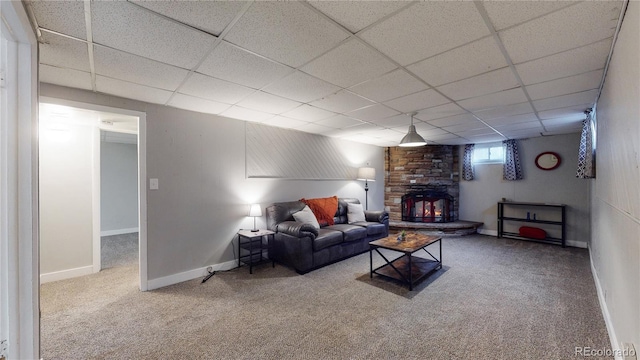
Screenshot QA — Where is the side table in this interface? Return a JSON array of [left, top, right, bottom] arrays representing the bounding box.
[[237, 229, 275, 274]]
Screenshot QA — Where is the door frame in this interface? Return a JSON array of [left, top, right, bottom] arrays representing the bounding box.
[[0, 1, 39, 358], [40, 96, 148, 291]]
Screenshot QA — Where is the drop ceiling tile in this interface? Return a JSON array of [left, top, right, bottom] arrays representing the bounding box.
[[40, 32, 90, 72], [436, 68, 519, 101], [224, 1, 349, 67], [360, 128, 405, 139], [30, 1, 86, 39], [407, 37, 508, 87], [501, 129, 543, 139], [414, 103, 467, 122], [292, 122, 334, 135], [458, 88, 528, 112], [346, 104, 400, 121], [91, 1, 216, 69], [220, 106, 274, 123], [168, 94, 231, 115], [437, 138, 469, 145], [40, 65, 93, 91], [412, 122, 437, 132], [310, 90, 375, 113], [236, 91, 302, 114], [500, 1, 620, 64], [93, 46, 189, 91], [96, 76, 173, 104], [542, 117, 585, 128], [456, 128, 498, 139], [131, 1, 244, 36], [338, 122, 382, 136], [427, 114, 478, 128], [368, 114, 421, 128], [348, 70, 428, 102], [426, 133, 463, 142], [262, 71, 341, 103], [495, 121, 543, 132], [543, 124, 583, 135], [483, 113, 539, 127], [262, 116, 309, 129], [538, 105, 590, 120], [360, 2, 489, 66], [180, 73, 255, 105], [313, 115, 364, 129], [197, 41, 292, 89], [474, 102, 534, 121], [442, 122, 489, 133], [526, 70, 603, 101], [516, 39, 611, 85], [340, 134, 381, 145], [384, 89, 450, 113], [281, 105, 336, 122], [483, 2, 575, 31], [415, 128, 450, 137], [461, 134, 506, 143], [533, 90, 598, 112], [301, 39, 397, 88], [307, 1, 409, 33]]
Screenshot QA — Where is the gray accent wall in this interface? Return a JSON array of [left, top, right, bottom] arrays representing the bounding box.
[[591, 1, 639, 350], [100, 136, 138, 233], [458, 133, 591, 246], [40, 83, 384, 283]]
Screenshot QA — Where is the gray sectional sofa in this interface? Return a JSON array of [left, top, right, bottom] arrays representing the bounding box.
[[265, 198, 389, 274]]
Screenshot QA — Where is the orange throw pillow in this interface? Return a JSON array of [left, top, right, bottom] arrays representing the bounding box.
[[300, 196, 339, 227]]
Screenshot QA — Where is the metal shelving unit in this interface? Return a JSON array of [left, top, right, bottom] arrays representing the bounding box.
[[497, 201, 566, 247]]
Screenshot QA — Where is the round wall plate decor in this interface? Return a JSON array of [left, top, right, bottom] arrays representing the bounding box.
[[535, 152, 561, 170]]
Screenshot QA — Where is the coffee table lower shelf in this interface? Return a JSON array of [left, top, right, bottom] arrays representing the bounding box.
[[372, 256, 441, 290]]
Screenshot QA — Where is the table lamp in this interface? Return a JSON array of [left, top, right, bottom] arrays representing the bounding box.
[[248, 204, 262, 232]]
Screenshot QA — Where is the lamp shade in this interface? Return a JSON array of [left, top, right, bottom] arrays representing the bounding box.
[[399, 113, 427, 147], [248, 204, 262, 217], [399, 125, 427, 147], [357, 167, 376, 181]]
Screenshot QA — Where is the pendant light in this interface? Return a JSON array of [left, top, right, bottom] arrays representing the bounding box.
[[399, 112, 427, 147]]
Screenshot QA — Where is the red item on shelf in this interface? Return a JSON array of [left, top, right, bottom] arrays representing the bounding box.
[[519, 226, 547, 239]]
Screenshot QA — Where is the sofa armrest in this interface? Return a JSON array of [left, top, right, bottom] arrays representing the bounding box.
[[276, 221, 318, 240], [364, 210, 389, 224]]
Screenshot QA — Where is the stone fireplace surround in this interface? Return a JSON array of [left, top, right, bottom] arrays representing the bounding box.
[[384, 145, 459, 223]]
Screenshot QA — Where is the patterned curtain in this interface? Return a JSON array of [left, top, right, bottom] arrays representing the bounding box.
[[503, 139, 523, 180], [462, 144, 475, 180], [576, 110, 595, 179]]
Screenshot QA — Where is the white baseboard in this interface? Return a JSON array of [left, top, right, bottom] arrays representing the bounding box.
[[101, 227, 139, 236], [40, 265, 95, 284], [146, 259, 237, 291], [589, 247, 622, 360], [477, 229, 498, 236]]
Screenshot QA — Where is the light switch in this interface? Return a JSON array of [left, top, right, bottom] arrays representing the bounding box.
[[150, 178, 159, 190]]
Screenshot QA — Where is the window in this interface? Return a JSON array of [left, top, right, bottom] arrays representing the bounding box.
[[472, 142, 504, 164]]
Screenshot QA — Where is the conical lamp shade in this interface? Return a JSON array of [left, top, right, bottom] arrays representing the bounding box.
[[399, 124, 427, 147]]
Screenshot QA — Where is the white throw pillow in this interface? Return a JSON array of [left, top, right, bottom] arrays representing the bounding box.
[[293, 205, 320, 229], [347, 203, 366, 224]]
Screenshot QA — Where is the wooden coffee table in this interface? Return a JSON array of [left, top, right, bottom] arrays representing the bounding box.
[[369, 233, 442, 290]]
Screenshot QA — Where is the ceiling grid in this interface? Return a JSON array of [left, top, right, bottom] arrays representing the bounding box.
[[28, 0, 625, 147]]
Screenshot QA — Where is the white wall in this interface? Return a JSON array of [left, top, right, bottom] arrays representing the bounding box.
[[39, 119, 94, 278], [101, 138, 138, 234], [591, 0, 639, 352], [459, 133, 591, 247], [40, 83, 385, 288]]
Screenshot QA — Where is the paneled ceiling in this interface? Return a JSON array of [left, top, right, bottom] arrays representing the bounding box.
[[29, 0, 624, 146]]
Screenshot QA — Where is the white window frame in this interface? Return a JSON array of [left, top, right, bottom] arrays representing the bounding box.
[[472, 142, 505, 165]]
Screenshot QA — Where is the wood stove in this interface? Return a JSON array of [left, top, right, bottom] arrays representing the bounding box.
[[401, 185, 454, 223]]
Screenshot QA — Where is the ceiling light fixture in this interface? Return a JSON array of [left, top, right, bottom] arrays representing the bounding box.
[[399, 112, 427, 147]]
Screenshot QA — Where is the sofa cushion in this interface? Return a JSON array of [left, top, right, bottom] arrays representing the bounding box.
[[347, 203, 366, 224], [292, 206, 320, 229], [300, 196, 338, 226], [313, 228, 343, 251], [324, 224, 367, 242], [351, 222, 387, 236], [334, 198, 361, 224]]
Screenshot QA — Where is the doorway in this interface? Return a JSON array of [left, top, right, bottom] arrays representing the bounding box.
[[38, 99, 147, 289]]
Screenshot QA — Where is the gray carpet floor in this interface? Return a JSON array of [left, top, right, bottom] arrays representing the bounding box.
[[40, 234, 610, 359]]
